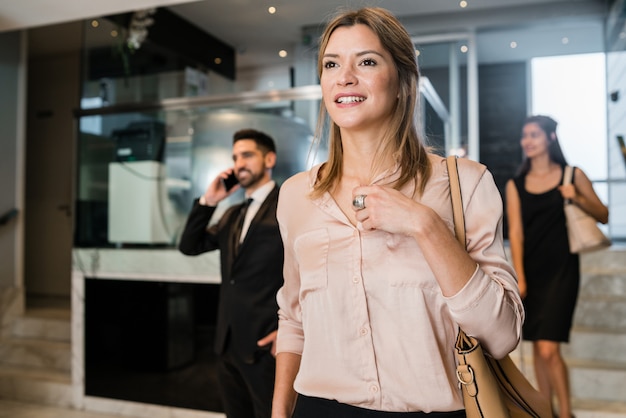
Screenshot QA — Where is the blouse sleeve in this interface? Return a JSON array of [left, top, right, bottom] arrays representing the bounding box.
[[274, 175, 306, 355], [445, 160, 525, 359]]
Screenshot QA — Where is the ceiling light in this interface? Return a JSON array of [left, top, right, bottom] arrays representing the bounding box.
[[459, 1, 468, 8], [510, 41, 518, 49], [268, 6, 276, 14], [279, 50, 288, 58], [562, 37, 569, 45], [460, 45, 468, 53], [415, 50, 421, 57], [91, 20, 99, 28], [110, 30, 118, 38], [214, 57, 222, 64]]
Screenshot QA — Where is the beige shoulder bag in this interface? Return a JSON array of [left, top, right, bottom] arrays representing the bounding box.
[[446, 155, 553, 418], [562, 165, 611, 253]]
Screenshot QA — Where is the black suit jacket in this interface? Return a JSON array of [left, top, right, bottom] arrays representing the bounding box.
[[178, 185, 284, 363]]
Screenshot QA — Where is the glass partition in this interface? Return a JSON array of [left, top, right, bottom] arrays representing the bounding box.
[[414, 33, 478, 160], [75, 86, 325, 248]]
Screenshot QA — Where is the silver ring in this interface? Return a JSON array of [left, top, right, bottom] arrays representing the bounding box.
[[352, 194, 367, 210]]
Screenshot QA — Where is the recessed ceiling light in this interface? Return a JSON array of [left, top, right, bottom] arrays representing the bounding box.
[[510, 41, 518, 49], [110, 30, 118, 38], [460, 1, 468, 8], [415, 50, 421, 57], [279, 50, 288, 58], [91, 20, 99, 28], [562, 37, 570, 45], [214, 57, 222, 64], [460, 45, 468, 53], [268, 6, 276, 14]]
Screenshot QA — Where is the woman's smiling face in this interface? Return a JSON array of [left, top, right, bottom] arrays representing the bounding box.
[[521, 122, 550, 159], [320, 24, 399, 132]]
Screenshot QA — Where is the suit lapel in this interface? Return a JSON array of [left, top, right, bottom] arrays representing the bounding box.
[[237, 185, 278, 255]]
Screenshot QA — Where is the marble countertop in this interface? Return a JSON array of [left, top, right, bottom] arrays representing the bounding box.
[[72, 248, 221, 284]]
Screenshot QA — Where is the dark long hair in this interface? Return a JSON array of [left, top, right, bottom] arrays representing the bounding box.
[[517, 115, 568, 176]]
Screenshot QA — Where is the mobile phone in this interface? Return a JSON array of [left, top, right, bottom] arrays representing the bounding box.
[[221, 172, 239, 191]]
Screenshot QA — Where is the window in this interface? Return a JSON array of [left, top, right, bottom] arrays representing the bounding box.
[[531, 53, 607, 181]]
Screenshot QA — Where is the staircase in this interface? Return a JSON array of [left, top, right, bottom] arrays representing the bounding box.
[[510, 246, 626, 417], [0, 295, 74, 407]]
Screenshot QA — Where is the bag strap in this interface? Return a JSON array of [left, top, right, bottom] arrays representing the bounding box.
[[563, 165, 573, 187], [446, 155, 465, 248], [446, 156, 471, 342], [562, 165, 574, 204]]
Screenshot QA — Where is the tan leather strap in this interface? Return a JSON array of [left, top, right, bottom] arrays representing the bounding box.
[[563, 165, 574, 186], [446, 155, 465, 248], [447, 155, 470, 342], [563, 165, 574, 205]]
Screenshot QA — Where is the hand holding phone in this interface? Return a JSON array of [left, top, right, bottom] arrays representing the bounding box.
[[221, 171, 239, 191]]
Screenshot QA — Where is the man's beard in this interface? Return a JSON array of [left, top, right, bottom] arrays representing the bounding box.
[[237, 168, 264, 189]]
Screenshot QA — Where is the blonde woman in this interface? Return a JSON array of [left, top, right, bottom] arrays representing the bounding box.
[[272, 7, 524, 418]]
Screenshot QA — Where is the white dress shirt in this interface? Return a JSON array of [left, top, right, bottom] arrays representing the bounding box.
[[239, 180, 275, 242]]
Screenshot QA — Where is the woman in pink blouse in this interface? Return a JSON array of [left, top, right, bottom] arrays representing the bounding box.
[[271, 7, 524, 418]]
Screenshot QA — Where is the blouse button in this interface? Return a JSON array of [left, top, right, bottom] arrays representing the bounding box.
[[352, 276, 360, 284], [359, 327, 368, 336], [370, 384, 379, 393]]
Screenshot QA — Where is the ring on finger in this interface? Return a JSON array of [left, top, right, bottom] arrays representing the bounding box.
[[352, 194, 367, 210]]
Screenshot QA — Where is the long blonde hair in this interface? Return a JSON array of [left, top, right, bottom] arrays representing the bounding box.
[[311, 7, 431, 199]]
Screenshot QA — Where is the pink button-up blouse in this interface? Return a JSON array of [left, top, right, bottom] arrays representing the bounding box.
[[275, 154, 524, 413]]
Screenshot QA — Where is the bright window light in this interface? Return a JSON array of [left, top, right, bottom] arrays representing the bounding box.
[[531, 53, 607, 181]]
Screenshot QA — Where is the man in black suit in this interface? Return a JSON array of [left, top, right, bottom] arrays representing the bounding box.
[[179, 129, 283, 418]]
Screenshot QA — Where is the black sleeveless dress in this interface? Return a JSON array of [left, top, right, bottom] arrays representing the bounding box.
[[513, 168, 580, 342]]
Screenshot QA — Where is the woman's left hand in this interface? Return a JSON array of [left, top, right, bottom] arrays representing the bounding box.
[[558, 183, 577, 201], [558, 167, 609, 223]]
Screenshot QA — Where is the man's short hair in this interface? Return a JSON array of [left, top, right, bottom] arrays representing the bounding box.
[[233, 129, 276, 155]]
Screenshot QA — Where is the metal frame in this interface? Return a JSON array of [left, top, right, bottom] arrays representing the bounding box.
[[412, 31, 479, 161]]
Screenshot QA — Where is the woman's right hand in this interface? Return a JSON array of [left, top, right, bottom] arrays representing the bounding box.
[[272, 352, 301, 418], [351, 184, 427, 236]]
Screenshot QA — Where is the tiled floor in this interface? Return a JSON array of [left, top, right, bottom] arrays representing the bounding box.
[[0, 399, 141, 418]]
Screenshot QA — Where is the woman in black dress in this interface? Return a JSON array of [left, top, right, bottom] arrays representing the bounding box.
[[505, 115, 609, 418]]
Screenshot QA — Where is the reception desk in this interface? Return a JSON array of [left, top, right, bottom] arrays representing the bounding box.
[[72, 248, 226, 418]]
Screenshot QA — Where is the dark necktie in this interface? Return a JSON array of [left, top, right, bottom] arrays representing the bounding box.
[[232, 198, 253, 256]]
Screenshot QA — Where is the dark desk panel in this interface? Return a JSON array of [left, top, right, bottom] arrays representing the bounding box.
[[85, 279, 223, 412]]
